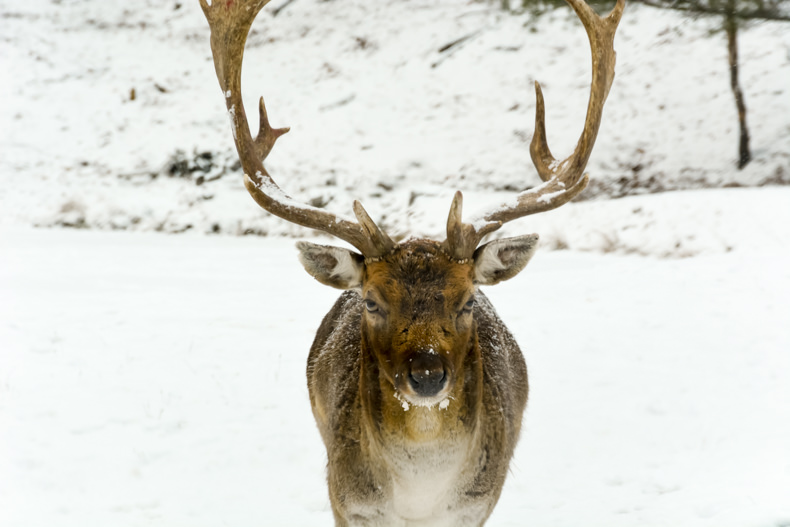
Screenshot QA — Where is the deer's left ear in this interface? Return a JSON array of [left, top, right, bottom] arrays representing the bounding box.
[[473, 234, 539, 286], [296, 241, 365, 290]]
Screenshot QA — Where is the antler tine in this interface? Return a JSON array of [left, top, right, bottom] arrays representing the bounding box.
[[443, 192, 501, 261], [353, 201, 396, 258], [200, 0, 392, 258], [444, 0, 624, 260], [256, 95, 290, 162]]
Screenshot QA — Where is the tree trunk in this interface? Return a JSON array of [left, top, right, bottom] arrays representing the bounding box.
[[725, 7, 751, 169]]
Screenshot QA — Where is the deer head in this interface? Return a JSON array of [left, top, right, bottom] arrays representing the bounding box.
[[298, 234, 539, 408], [200, 0, 622, 409]]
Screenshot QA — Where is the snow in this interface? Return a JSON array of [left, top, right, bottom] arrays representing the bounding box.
[[398, 393, 411, 412], [536, 189, 566, 203], [228, 105, 237, 140], [1, 0, 790, 525], [1, 227, 788, 526]]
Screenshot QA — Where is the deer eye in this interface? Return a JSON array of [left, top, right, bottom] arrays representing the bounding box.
[[461, 297, 475, 314], [364, 300, 379, 313]]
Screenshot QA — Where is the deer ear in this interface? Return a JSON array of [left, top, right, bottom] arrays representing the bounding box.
[[296, 241, 365, 290], [473, 234, 539, 286]]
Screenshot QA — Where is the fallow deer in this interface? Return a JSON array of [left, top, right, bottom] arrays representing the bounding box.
[[200, 0, 624, 524]]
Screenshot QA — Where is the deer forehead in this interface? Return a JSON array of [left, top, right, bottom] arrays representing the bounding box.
[[363, 242, 475, 307]]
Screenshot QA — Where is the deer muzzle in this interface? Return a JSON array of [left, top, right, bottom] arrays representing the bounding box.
[[406, 351, 448, 398]]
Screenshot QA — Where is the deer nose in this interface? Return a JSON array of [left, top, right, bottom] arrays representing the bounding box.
[[408, 352, 447, 397]]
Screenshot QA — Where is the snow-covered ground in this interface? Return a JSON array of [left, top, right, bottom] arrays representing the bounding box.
[[1, 225, 789, 526], [2, 0, 790, 525]]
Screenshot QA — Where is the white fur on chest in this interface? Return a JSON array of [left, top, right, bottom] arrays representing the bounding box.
[[392, 456, 462, 521], [386, 440, 476, 525], [344, 437, 490, 527]]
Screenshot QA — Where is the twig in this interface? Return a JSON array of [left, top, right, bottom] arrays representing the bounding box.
[[271, 0, 298, 17], [431, 30, 483, 69]]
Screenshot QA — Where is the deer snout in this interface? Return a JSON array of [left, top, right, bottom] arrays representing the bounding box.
[[407, 352, 447, 397]]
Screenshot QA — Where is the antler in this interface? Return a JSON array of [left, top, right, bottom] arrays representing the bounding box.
[[199, 0, 394, 257], [444, 0, 625, 260]]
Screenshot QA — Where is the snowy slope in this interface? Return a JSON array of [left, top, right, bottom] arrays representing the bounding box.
[[1, 0, 788, 243], [1, 227, 789, 526]]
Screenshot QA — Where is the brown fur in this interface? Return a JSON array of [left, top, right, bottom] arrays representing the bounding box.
[[306, 240, 528, 526]]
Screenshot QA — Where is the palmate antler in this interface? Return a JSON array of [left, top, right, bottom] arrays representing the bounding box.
[[199, 0, 395, 258], [444, 0, 625, 260], [200, 0, 624, 260]]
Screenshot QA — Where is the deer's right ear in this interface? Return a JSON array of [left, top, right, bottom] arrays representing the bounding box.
[[473, 234, 539, 286], [296, 241, 365, 290]]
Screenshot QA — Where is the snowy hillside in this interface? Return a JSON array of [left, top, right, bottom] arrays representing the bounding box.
[[1, 0, 789, 247]]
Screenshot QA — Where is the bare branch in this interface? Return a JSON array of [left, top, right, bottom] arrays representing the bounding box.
[[633, 0, 790, 21]]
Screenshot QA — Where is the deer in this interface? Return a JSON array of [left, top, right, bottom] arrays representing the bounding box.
[[199, 0, 623, 524]]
